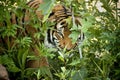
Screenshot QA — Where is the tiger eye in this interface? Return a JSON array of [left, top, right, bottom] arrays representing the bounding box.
[[60, 21, 66, 25]]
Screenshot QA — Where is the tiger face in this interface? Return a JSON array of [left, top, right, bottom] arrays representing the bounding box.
[[44, 4, 80, 50], [24, 2, 79, 51], [44, 19, 77, 50], [54, 20, 77, 50]]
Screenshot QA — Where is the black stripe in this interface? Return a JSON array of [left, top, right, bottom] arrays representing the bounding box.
[[47, 29, 52, 44], [28, 1, 35, 7], [52, 30, 56, 46], [22, 9, 29, 35], [26, 0, 34, 6], [47, 29, 56, 45], [15, 15, 18, 25], [22, 9, 26, 27], [10, 12, 12, 23], [54, 23, 57, 29], [63, 6, 71, 16], [33, 3, 39, 9], [27, 0, 39, 8], [63, 6, 67, 14], [48, 12, 54, 18], [3, 21, 7, 26], [57, 17, 66, 22]]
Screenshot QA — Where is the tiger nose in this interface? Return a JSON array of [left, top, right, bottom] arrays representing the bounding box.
[[60, 41, 76, 50], [66, 43, 77, 50]]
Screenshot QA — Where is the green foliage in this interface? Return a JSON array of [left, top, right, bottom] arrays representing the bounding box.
[[37, 0, 56, 22], [69, 23, 81, 44], [0, 0, 53, 79], [0, 55, 21, 72], [0, 0, 120, 80], [49, 0, 120, 80], [16, 37, 32, 48]]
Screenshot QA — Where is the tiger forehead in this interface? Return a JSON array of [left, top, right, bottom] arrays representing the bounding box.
[[52, 4, 66, 12], [47, 4, 72, 23], [53, 4, 71, 15]]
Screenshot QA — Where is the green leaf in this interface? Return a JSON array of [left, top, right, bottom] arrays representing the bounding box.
[[70, 23, 79, 31], [81, 19, 92, 33], [34, 32, 41, 39], [92, 59, 103, 75], [69, 59, 80, 66], [34, 67, 52, 79], [22, 49, 29, 68], [1, 24, 17, 37], [58, 56, 65, 62], [61, 67, 66, 73], [69, 31, 80, 44], [37, 0, 55, 22], [16, 37, 32, 47], [72, 68, 87, 80], [81, 15, 95, 33], [17, 48, 29, 69], [35, 43, 56, 59], [0, 55, 21, 72]]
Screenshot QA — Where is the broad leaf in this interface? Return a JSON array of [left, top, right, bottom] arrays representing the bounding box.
[[37, 0, 55, 22]]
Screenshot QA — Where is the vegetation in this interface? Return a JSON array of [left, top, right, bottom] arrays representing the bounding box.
[[0, 0, 120, 80]]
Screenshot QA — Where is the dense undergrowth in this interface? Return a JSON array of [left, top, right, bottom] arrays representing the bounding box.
[[0, 0, 120, 80]]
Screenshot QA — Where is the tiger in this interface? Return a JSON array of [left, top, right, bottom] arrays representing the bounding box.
[[25, 0, 79, 50], [0, 0, 81, 79], [25, 0, 81, 69], [44, 4, 78, 50]]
